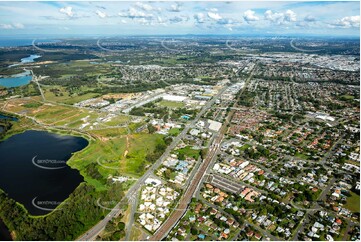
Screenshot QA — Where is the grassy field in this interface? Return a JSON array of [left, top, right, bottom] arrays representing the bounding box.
[[176, 146, 200, 160], [344, 191, 360, 213], [158, 100, 184, 108], [168, 127, 181, 136], [42, 85, 100, 105], [2, 98, 131, 130], [123, 134, 165, 175]]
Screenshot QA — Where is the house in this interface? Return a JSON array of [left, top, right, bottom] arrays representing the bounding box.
[[254, 233, 262, 240], [195, 203, 203, 214], [226, 218, 235, 226], [246, 231, 254, 237], [210, 208, 218, 215]]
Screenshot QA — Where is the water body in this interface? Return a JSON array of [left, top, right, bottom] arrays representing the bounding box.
[[0, 70, 32, 88], [8, 54, 42, 68], [0, 39, 59, 48], [20, 55, 41, 63], [0, 130, 88, 215], [0, 219, 12, 241], [0, 114, 18, 121]]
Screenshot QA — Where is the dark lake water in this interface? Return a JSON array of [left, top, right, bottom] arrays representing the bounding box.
[[0, 219, 12, 241], [0, 114, 18, 121], [0, 130, 88, 215]]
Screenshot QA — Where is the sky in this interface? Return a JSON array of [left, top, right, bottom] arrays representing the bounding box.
[[0, 1, 359, 37]]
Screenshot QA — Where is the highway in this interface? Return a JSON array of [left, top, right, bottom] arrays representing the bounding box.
[[77, 85, 228, 241]]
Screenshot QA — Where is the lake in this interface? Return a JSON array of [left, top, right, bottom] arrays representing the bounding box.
[[0, 130, 88, 215], [21, 54, 41, 63], [0, 114, 18, 121], [0, 219, 12, 241], [0, 70, 32, 88]]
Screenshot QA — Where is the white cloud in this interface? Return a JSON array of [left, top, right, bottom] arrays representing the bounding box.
[[119, 7, 153, 19], [0, 24, 13, 29], [207, 8, 218, 12], [332, 15, 360, 28], [59, 6, 74, 17], [194, 13, 206, 24], [284, 10, 297, 22], [13, 23, 24, 29], [168, 3, 181, 12], [243, 10, 259, 23], [135, 2, 161, 12], [59, 26, 70, 30], [208, 12, 222, 21], [264, 9, 296, 25], [95, 10, 107, 19], [169, 15, 189, 24], [0, 23, 24, 29], [304, 15, 316, 22]]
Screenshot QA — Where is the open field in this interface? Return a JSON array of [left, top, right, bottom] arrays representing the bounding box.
[[1, 98, 131, 130], [158, 100, 185, 108], [344, 191, 360, 213]]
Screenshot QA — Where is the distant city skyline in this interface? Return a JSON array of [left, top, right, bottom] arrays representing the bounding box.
[[0, 1, 359, 37]]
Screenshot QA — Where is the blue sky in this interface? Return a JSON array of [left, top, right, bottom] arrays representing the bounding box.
[[0, 1, 359, 37]]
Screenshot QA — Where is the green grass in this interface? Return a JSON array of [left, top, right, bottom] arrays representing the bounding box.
[[168, 128, 181, 136], [124, 134, 165, 176], [158, 100, 184, 108], [176, 146, 200, 160], [344, 191, 360, 213], [104, 115, 131, 126], [239, 144, 251, 151], [339, 95, 355, 101], [295, 152, 310, 160], [22, 102, 43, 108]]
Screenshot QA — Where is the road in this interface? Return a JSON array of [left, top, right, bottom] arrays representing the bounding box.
[[30, 70, 45, 101], [150, 64, 256, 240], [200, 197, 278, 241], [150, 121, 225, 240], [291, 177, 336, 240], [77, 85, 229, 241]]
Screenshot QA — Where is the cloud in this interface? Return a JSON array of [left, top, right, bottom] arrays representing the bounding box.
[[207, 8, 218, 12], [59, 6, 74, 17], [135, 2, 161, 12], [284, 10, 296, 22], [264, 9, 296, 25], [13, 23, 24, 29], [194, 13, 206, 24], [0, 23, 24, 29], [304, 15, 316, 22], [243, 10, 259, 23], [95, 10, 107, 18], [169, 15, 189, 24], [331, 15, 360, 28], [168, 3, 181, 12], [59, 26, 70, 30], [208, 12, 222, 21], [0, 24, 13, 29], [119, 7, 153, 19]]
